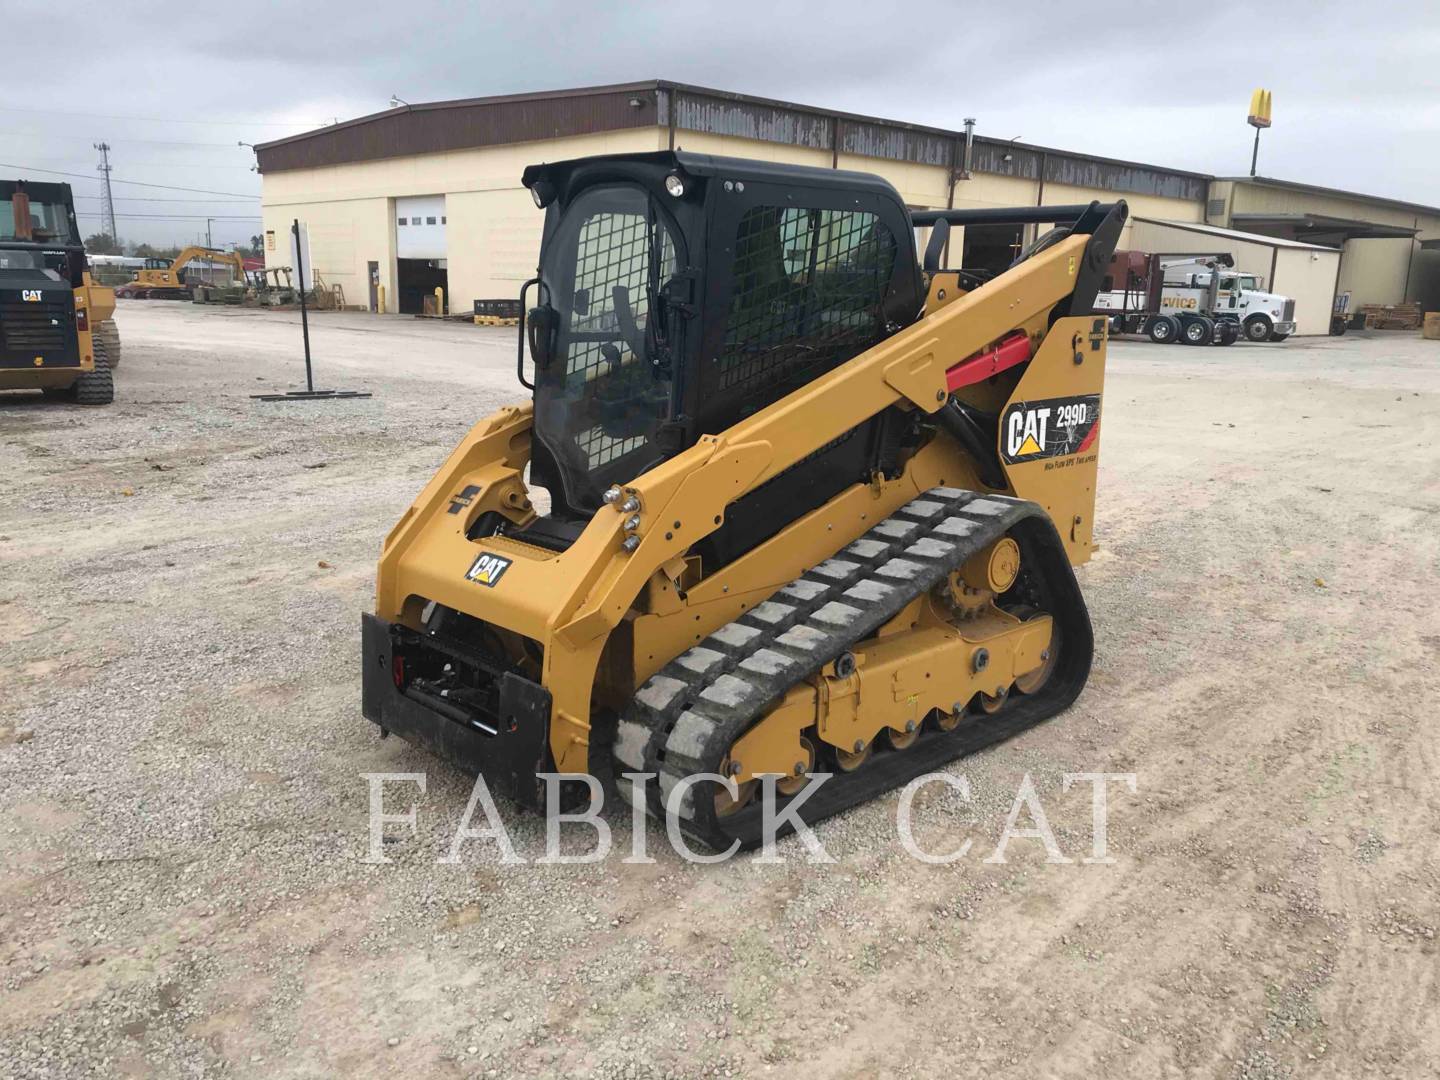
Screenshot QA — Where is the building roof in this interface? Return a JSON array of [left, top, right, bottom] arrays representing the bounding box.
[[253, 79, 1210, 202], [1229, 211, 1418, 241], [1221, 175, 1440, 218], [1133, 217, 1340, 252], [251, 81, 1440, 223]]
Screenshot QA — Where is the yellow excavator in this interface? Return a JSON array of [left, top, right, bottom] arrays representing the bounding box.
[[362, 151, 1124, 849], [117, 246, 247, 299]]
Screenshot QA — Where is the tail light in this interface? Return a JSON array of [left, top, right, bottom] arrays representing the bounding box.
[[75, 306, 89, 333], [392, 653, 406, 689]]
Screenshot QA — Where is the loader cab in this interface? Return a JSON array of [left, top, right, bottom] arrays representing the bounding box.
[[521, 151, 924, 524]]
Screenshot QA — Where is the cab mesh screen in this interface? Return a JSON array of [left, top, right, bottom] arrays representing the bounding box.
[[562, 208, 676, 471], [717, 207, 896, 395], [566, 210, 675, 384]]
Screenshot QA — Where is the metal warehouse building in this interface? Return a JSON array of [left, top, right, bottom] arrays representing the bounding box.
[[254, 80, 1440, 331]]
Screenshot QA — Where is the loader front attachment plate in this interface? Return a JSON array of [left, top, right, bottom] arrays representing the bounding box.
[[360, 613, 551, 809]]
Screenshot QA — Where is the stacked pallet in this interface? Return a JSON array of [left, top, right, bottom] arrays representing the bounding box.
[[1361, 302, 1422, 330]]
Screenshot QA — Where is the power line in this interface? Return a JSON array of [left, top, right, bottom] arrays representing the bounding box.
[[0, 105, 319, 128], [0, 162, 257, 198], [0, 129, 250, 148], [76, 212, 262, 220], [74, 195, 256, 204], [18, 157, 258, 171]]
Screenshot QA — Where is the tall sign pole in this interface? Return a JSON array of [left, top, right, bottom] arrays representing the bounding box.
[[293, 218, 315, 394], [1247, 89, 1273, 176], [251, 218, 371, 402]]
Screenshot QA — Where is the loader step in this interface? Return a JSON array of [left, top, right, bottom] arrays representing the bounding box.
[[613, 487, 1094, 852]]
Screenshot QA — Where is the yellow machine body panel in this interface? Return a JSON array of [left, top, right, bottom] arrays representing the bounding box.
[[375, 235, 1107, 775]]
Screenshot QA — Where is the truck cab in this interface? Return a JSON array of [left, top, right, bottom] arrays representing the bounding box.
[[1162, 260, 1296, 342]]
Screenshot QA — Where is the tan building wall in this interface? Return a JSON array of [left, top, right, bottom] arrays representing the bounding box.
[[262, 125, 1206, 311], [262, 129, 662, 312], [1272, 247, 1343, 336], [1220, 180, 1440, 311], [1336, 238, 1414, 311]]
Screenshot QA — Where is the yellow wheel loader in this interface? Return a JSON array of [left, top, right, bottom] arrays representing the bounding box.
[[1, 181, 118, 405], [363, 152, 1125, 850]]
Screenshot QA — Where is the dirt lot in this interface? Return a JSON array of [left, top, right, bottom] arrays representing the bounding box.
[[2, 302, 1438, 1079]]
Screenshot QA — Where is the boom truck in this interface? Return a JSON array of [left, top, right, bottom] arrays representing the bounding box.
[[361, 151, 1125, 850], [1, 180, 119, 405], [1095, 250, 1297, 345]]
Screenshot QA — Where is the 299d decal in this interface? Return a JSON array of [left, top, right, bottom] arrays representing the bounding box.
[[1000, 394, 1102, 465]]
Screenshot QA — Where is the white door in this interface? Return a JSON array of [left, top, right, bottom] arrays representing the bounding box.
[[396, 195, 446, 260]]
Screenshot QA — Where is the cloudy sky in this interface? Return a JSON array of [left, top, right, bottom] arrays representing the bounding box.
[[5, 0, 1437, 247]]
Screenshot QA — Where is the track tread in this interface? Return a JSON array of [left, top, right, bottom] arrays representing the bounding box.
[[616, 487, 1094, 850]]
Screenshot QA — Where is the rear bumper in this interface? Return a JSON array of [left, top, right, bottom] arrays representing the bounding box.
[[360, 613, 552, 809]]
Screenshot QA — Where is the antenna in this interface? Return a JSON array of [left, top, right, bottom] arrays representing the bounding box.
[[93, 142, 117, 243]]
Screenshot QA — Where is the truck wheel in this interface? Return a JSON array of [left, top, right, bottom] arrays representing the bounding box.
[[1147, 315, 1179, 344], [1217, 322, 1239, 346], [94, 320, 122, 370], [1181, 316, 1213, 346], [1267, 330, 1290, 343], [1243, 316, 1272, 342]]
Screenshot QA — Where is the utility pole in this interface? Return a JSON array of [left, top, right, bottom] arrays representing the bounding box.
[[206, 218, 214, 250], [93, 142, 117, 244]]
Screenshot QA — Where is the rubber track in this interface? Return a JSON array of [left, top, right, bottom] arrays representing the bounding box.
[[612, 487, 1094, 851]]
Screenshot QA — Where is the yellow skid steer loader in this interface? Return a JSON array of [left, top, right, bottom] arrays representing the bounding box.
[[362, 151, 1124, 850]]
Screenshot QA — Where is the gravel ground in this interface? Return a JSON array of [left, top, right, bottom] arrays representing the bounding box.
[[2, 302, 1437, 1079]]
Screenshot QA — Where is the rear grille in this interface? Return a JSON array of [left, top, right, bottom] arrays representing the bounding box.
[[1, 300, 73, 353]]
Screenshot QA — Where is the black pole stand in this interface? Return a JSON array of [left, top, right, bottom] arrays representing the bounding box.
[[252, 218, 372, 402]]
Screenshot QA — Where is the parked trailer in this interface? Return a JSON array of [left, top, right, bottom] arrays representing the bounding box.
[[1094, 250, 1297, 346]]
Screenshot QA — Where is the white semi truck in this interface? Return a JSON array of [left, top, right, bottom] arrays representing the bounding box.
[[1095, 251, 1298, 345]]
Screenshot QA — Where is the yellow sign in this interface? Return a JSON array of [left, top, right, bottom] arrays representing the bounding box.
[[1248, 88, 1272, 129]]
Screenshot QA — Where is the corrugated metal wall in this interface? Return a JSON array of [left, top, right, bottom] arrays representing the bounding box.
[[258, 88, 659, 173]]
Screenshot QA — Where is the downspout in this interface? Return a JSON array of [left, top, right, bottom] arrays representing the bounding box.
[[946, 119, 975, 267], [1033, 152, 1048, 246], [1403, 215, 1418, 301], [666, 87, 676, 151], [942, 131, 960, 266], [831, 116, 841, 169]]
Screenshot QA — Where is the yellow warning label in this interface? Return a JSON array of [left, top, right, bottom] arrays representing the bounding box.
[[1017, 434, 1043, 456]]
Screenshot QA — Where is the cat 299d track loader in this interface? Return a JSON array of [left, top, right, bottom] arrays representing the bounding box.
[[363, 151, 1124, 850]]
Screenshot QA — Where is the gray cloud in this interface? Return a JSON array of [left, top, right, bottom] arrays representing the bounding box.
[[4, 0, 1437, 246]]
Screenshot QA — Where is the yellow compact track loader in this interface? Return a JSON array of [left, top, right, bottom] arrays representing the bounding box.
[[363, 152, 1125, 850], [1, 180, 118, 405]]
